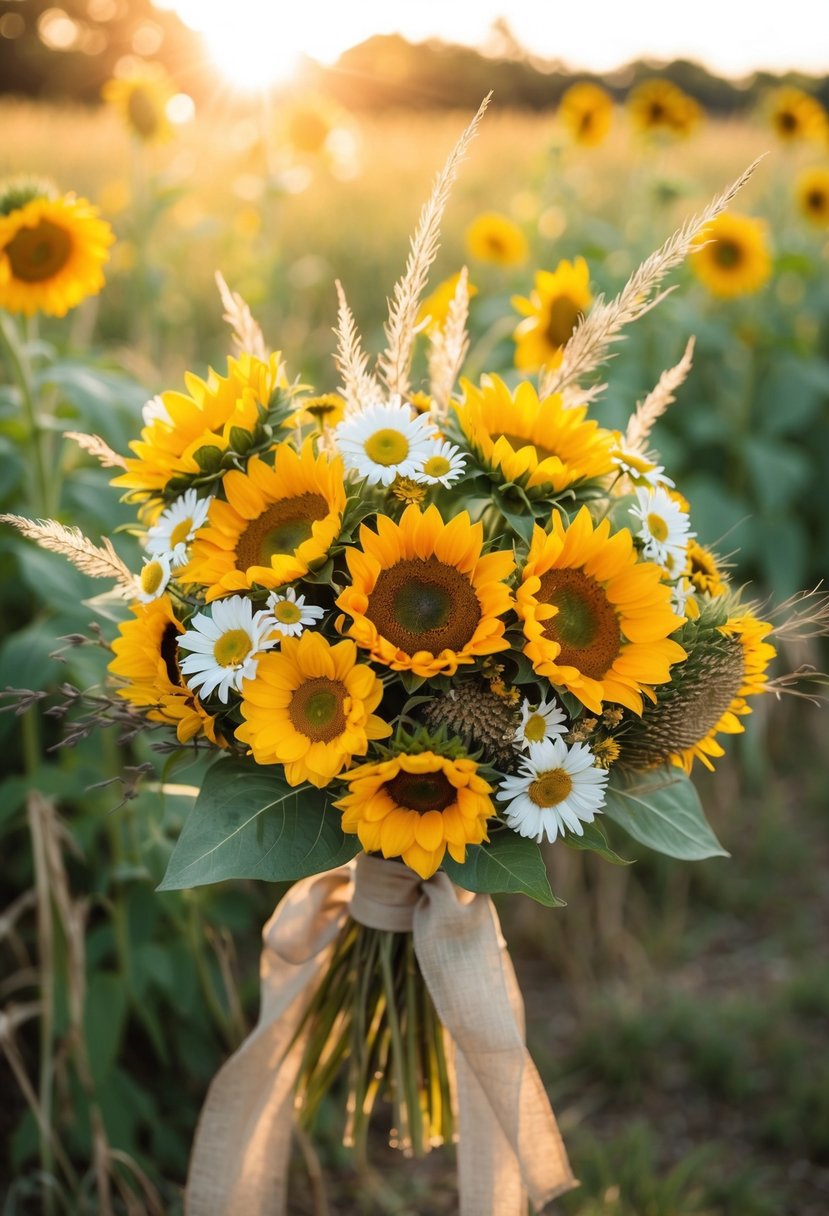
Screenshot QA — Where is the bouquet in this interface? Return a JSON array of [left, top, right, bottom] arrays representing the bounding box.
[[3, 98, 825, 1215]]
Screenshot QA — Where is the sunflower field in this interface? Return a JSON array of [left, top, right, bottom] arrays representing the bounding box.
[[1, 73, 828, 1216]]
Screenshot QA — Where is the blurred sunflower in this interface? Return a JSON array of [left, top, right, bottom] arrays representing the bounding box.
[[512, 257, 591, 371], [290, 393, 346, 431], [0, 187, 113, 318], [796, 166, 829, 227], [768, 87, 827, 143], [558, 82, 614, 147], [628, 78, 701, 139], [102, 64, 175, 143], [337, 504, 514, 678], [690, 212, 771, 299], [517, 507, 686, 714], [416, 271, 478, 333], [465, 212, 528, 266], [685, 540, 727, 597], [336, 750, 493, 879]]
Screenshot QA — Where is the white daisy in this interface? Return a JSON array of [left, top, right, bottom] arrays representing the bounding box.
[[629, 485, 694, 567], [135, 553, 172, 603], [266, 586, 325, 637], [333, 395, 437, 486], [611, 443, 674, 489], [413, 439, 467, 487], [177, 596, 278, 704], [496, 736, 609, 844], [514, 696, 568, 750], [146, 489, 213, 567], [142, 394, 173, 428]]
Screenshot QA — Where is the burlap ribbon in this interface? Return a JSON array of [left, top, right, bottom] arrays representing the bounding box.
[[185, 855, 576, 1215]]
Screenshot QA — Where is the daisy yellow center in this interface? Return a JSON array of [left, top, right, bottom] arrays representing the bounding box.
[[537, 567, 621, 680], [529, 768, 573, 807], [274, 601, 302, 624], [713, 239, 743, 269], [213, 629, 252, 667], [364, 428, 410, 467], [170, 517, 194, 548], [366, 557, 481, 655], [5, 220, 72, 282], [545, 296, 581, 348], [422, 454, 451, 478], [646, 512, 670, 542], [524, 712, 548, 743], [289, 677, 346, 742], [140, 561, 165, 595], [160, 622, 182, 686], [236, 493, 329, 568], [385, 769, 455, 814]]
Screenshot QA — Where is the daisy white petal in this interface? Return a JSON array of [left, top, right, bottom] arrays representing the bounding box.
[[177, 595, 278, 704], [514, 695, 568, 750], [413, 439, 467, 487], [266, 586, 325, 637], [496, 735, 608, 844], [146, 489, 213, 567], [629, 485, 694, 566], [612, 444, 675, 489], [333, 395, 438, 486]]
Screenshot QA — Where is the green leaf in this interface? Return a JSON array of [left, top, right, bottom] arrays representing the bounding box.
[[158, 759, 359, 890], [604, 767, 728, 861], [443, 828, 563, 906], [563, 820, 631, 865]]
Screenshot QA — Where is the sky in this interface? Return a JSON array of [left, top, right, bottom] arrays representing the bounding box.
[[155, 0, 829, 90]]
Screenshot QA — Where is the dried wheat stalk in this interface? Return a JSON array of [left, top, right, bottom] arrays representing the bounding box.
[[333, 280, 382, 415], [215, 271, 268, 360], [0, 515, 135, 595], [624, 337, 696, 453], [428, 267, 471, 417], [63, 431, 127, 470]]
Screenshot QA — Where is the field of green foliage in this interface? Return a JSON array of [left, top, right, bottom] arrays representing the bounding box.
[[1, 97, 827, 1214]]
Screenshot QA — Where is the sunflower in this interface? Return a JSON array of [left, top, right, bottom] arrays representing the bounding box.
[[289, 393, 346, 430], [768, 87, 827, 143], [0, 192, 113, 318], [673, 614, 776, 772], [690, 212, 771, 299], [558, 82, 614, 147], [236, 632, 389, 787], [512, 257, 591, 372], [336, 504, 514, 678], [517, 507, 686, 714], [113, 352, 287, 506], [796, 167, 829, 227], [685, 540, 727, 597], [108, 595, 219, 744], [456, 374, 616, 493], [335, 750, 494, 879], [627, 79, 701, 138], [465, 212, 528, 267], [184, 442, 346, 600], [416, 272, 478, 334], [102, 65, 174, 143]]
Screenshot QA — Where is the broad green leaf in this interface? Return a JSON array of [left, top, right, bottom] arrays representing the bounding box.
[[158, 759, 359, 890], [563, 820, 631, 865], [443, 828, 563, 906], [604, 767, 728, 861]]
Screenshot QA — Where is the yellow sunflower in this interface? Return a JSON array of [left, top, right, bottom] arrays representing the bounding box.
[[685, 540, 727, 597], [768, 87, 827, 143], [108, 595, 219, 744], [0, 192, 113, 318], [690, 212, 771, 299], [102, 65, 174, 143], [558, 82, 614, 147], [796, 166, 829, 227], [236, 632, 389, 787], [673, 613, 776, 773], [336, 750, 494, 879], [512, 257, 591, 372], [627, 78, 701, 138], [289, 393, 346, 430], [456, 374, 616, 493], [417, 272, 478, 334], [465, 212, 528, 267], [336, 504, 514, 678], [113, 352, 287, 506], [517, 507, 686, 714], [184, 442, 346, 600]]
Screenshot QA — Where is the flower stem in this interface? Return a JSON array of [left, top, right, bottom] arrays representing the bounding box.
[[0, 310, 51, 515]]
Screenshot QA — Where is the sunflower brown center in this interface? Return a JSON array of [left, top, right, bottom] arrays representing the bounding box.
[[385, 769, 455, 814], [5, 220, 72, 283], [127, 86, 162, 138], [537, 567, 621, 680], [160, 622, 182, 686], [545, 296, 581, 348], [289, 677, 346, 742], [366, 557, 481, 656], [495, 432, 558, 461], [713, 239, 743, 269], [529, 768, 573, 807], [235, 493, 329, 568], [778, 111, 798, 133], [807, 189, 826, 213], [579, 111, 595, 134], [486, 234, 506, 255], [648, 102, 666, 122]]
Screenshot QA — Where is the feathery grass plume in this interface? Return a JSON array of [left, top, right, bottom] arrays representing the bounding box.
[[63, 431, 127, 470], [334, 280, 382, 416], [378, 94, 491, 399], [624, 337, 695, 454], [767, 585, 829, 642], [428, 266, 471, 417], [214, 271, 268, 361], [540, 158, 763, 399], [0, 515, 135, 595]]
